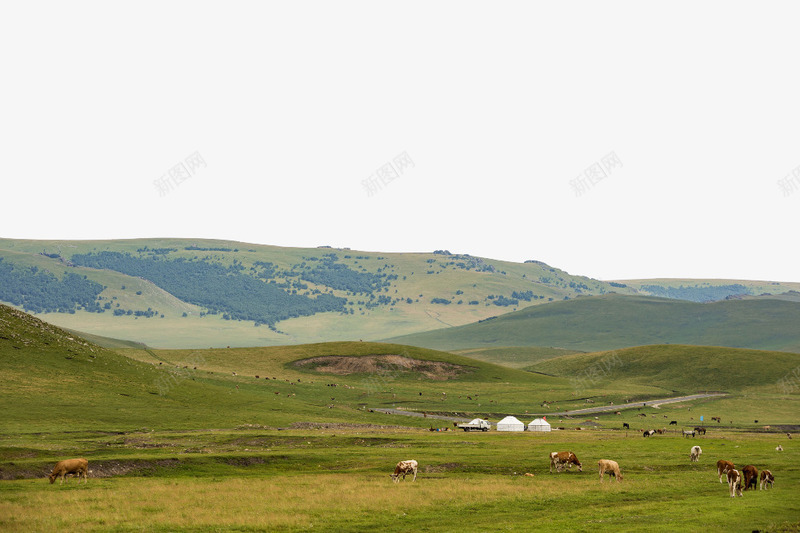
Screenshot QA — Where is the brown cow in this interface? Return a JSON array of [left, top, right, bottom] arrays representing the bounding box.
[[717, 460, 734, 483], [549, 451, 582, 473], [48, 458, 88, 485], [390, 460, 418, 483], [727, 468, 743, 497], [598, 459, 622, 482], [759, 469, 774, 490], [742, 465, 758, 491]]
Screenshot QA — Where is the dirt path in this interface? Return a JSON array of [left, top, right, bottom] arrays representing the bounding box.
[[372, 393, 727, 422]]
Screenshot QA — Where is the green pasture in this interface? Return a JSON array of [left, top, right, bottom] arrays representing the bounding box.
[[2, 305, 799, 531], [1, 428, 798, 532]]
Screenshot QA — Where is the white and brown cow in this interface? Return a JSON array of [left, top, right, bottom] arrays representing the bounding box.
[[598, 459, 622, 482], [727, 468, 743, 497], [390, 460, 418, 483], [759, 469, 774, 490], [48, 458, 88, 485], [549, 451, 582, 473], [717, 460, 735, 483], [690, 445, 702, 462]]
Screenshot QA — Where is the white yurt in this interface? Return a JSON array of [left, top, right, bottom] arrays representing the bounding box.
[[527, 418, 551, 432], [496, 415, 525, 432]]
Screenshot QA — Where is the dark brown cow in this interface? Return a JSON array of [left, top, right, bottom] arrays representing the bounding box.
[[48, 458, 88, 485], [742, 465, 758, 491], [549, 451, 582, 473], [717, 460, 734, 483]]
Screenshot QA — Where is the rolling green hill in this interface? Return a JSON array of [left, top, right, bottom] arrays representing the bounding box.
[[531, 344, 800, 393], [2, 238, 798, 349], [452, 346, 582, 368], [2, 303, 597, 432], [388, 293, 800, 353], [3, 302, 798, 436]]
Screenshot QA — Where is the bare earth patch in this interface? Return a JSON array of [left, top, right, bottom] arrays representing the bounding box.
[[292, 355, 472, 381]]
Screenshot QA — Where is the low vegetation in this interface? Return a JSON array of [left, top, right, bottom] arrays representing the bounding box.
[[1, 304, 798, 531]]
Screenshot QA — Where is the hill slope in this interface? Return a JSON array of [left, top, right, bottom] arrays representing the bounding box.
[[0, 303, 325, 432], [2, 238, 798, 348], [388, 293, 800, 353], [0, 238, 637, 347], [531, 344, 800, 393], [2, 304, 585, 431]]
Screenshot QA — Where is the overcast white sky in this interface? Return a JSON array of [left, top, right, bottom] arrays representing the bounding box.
[[2, 2, 798, 282]]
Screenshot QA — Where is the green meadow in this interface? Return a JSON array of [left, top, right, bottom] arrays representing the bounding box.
[[1, 304, 799, 531], [1, 429, 798, 532]]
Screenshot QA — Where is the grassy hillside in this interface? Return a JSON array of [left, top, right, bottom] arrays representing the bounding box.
[[452, 346, 582, 368], [0, 237, 630, 347], [4, 303, 611, 432], [531, 344, 800, 393], [2, 237, 798, 349], [389, 293, 800, 353], [3, 302, 799, 434]]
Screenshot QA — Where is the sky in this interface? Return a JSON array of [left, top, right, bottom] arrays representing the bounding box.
[[2, 2, 799, 283]]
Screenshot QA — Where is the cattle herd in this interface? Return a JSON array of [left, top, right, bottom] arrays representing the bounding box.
[[386, 444, 779, 497], [718, 460, 775, 497], [46, 442, 779, 501]]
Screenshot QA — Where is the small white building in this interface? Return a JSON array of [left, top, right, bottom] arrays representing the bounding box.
[[527, 418, 551, 432], [496, 415, 525, 432]]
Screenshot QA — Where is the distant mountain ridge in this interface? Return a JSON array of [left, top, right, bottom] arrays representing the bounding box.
[[0, 237, 798, 348]]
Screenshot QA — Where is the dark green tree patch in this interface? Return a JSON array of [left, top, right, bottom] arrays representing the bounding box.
[[0, 259, 105, 314]]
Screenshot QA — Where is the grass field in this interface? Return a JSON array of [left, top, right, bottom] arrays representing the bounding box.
[[2, 304, 799, 531], [1, 428, 798, 532]]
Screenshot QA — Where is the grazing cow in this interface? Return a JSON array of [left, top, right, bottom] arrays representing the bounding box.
[[669, 420, 678, 425], [776, 445, 783, 452], [694, 427, 706, 435], [643, 429, 655, 437], [742, 465, 758, 491], [549, 451, 582, 473], [598, 459, 622, 482], [622, 423, 630, 429], [48, 458, 88, 485], [727, 468, 743, 497], [390, 460, 418, 483], [682, 430, 696, 438], [759, 470, 774, 490], [690, 445, 702, 462], [717, 460, 735, 483]]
